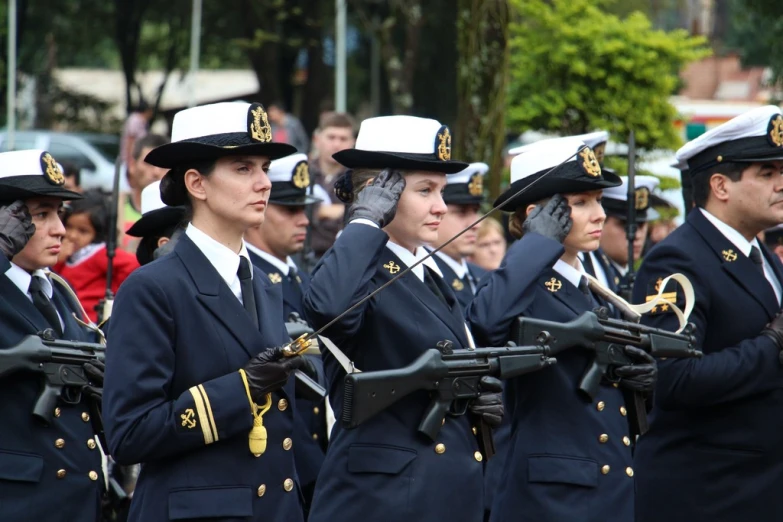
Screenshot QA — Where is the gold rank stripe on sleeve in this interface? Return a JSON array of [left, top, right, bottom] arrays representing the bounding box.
[[188, 385, 219, 444], [645, 292, 677, 302]]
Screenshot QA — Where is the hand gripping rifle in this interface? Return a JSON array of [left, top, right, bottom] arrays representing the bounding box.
[[512, 308, 701, 400], [342, 341, 556, 456], [1, 330, 105, 425]]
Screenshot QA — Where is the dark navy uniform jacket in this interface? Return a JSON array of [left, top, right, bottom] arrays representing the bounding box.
[[632, 209, 783, 522], [248, 249, 327, 491], [104, 235, 304, 522], [303, 224, 486, 522], [432, 252, 487, 311], [467, 233, 636, 522], [0, 255, 103, 522]]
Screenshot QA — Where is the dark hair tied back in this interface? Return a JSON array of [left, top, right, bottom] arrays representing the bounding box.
[[159, 168, 187, 206], [333, 170, 354, 204]]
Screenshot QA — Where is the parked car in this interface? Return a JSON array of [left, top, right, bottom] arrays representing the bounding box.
[[0, 131, 120, 191]]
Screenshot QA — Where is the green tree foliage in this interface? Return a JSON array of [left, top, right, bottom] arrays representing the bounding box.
[[506, 0, 709, 150], [454, 0, 509, 200]]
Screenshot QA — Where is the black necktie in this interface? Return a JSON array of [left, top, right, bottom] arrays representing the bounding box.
[[288, 264, 300, 288], [238, 257, 259, 328], [578, 276, 601, 309], [750, 246, 765, 275], [424, 267, 450, 309], [29, 276, 63, 337]]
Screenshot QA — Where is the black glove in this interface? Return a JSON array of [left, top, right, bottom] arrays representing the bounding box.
[[614, 346, 657, 394], [347, 169, 406, 228], [299, 355, 320, 382], [522, 193, 572, 243], [82, 360, 105, 402], [242, 347, 305, 403], [0, 200, 35, 260], [761, 311, 783, 350], [468, 376, 504, 428]]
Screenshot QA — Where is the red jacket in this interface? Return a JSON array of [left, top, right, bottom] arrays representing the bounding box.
[[53, 243, 140, 322]]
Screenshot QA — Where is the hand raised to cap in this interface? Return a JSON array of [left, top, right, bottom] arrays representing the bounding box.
[[522, 194, 573, 244], [347, 169, 406, 228], [0, 200, 36, 260]]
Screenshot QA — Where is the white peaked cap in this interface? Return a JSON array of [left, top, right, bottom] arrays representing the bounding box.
[[355, 116, 444, 154], [268, 153, 308, 183], [171, 102, 254, 143], [448, 162, 489, 185], [570, 130, 610, 149], [602, 175, 660, 202], [140, 180, 166, 215], [509, 137, 586, 183], [675, 105, 783, 173]]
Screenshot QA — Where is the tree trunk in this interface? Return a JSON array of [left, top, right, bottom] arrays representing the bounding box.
[[454, 0, 510, 200]]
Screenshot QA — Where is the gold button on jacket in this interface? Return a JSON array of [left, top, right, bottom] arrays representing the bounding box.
[[435, 443, 446, 454], [601, 465, 610, 475], [283, 478, 294, 492], [257, 484, 266, 497], [599, 434, 609, 444], [89, 471, 99, 481], [54, 438, 65, 449], [278, 399, 288, 411], [87, 439, 97, 450], [596, 401, 605, 411], [474, 451, 483, 462], [626, 467, 634, 477], [283, 438, 293, 451], [81, 412, 90, 422], [56, 469, 66, 479]]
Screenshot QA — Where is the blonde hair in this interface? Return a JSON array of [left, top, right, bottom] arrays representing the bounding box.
[[478, 217, 505, 241], [350, 168, 384, 202]]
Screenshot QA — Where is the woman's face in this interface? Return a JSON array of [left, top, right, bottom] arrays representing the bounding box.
[[562, 190, 605, 254], [472, 228, 507, 271], [383, 171, 448, 251], [189, 155, 272, 231]]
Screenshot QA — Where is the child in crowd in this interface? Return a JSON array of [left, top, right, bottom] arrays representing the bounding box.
[[53, 190, 139, 322]]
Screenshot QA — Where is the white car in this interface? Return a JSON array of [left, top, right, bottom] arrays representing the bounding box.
[[0, 131, 120, 191]]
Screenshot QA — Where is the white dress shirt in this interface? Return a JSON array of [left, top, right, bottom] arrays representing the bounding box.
[[186, 223, 252, 303], [701, 208, 782, 302], [5, 262, 64, 329], [245, 242, 297, 276]]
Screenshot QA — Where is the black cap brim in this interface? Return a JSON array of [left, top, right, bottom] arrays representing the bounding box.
[[269, 195, 320, 207], [0, 176, 83, 203], [126, 206, 186, 237], [333, 149, 468, 174], [494, 170, 622, 211], [146, 135, 297, 168]]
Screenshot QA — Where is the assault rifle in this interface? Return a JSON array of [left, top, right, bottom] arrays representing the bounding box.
[[342, 341, 555, 442], [512, 309, 701, 399], [2, 331, 105, 425]]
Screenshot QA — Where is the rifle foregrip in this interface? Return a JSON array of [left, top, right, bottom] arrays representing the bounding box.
[[33, 383, 60, 426], [418, 398, 451, 441]]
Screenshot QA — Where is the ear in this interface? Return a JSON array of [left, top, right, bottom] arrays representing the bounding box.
[[525, 203, 537, 218], [708, 173, 731, 203], [184, 169, 207, 202], [156, 236, 169, 249]]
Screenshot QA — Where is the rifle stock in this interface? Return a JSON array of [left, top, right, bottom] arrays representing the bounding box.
[[342, 344, 555, 440]]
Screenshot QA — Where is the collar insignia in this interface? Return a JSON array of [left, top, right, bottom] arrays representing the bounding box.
[[452, 278, 465, 291], [268, 272, 282, 284], [545, 278, 562, 293], [383, 261, 401, 274], [722, 249, 738, 262]]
